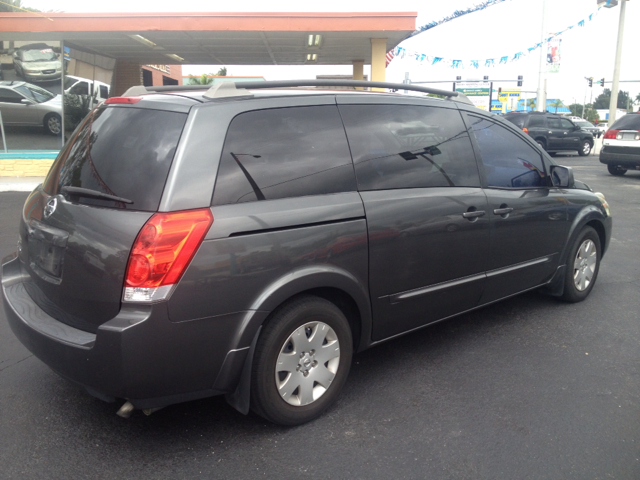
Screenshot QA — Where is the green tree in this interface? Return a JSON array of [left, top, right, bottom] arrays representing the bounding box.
[[526, 98, 536, 111], [187, 74, 214, 85], [593, 89, 632, 110], [216, 67, 227, 76], [550, 99, 564, 113]]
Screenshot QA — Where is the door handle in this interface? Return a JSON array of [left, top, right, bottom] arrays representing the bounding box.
[[462, 210, 486, 219], [493, 207, 514, 215]]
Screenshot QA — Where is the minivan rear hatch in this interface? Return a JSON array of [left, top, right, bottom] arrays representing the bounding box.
[[18, 105, 188, 333]]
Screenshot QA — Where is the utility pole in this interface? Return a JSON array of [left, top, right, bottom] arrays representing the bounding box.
[[608, 0, 627, 124], [536, 0, 548, 112]]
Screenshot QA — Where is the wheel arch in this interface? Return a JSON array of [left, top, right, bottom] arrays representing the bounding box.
[[224, 265, 372, 415]]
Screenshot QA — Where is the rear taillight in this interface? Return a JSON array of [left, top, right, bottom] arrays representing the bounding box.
[[104, 96, 142, 105], [603, 129, 619, 139], [123, 208, 213, 303], [522, 127, 529, 134]]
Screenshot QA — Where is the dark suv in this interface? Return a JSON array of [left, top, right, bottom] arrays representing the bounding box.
[[504, 112, 595, 156], [2, 80, 612, 426]]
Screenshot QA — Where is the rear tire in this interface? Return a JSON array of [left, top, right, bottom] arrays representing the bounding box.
[[607, 164, 627, 176], [578, 140, 592, 156], [559, 226, 601, 303], [44, 113, 62, 136], [250, 295, 353, 426]]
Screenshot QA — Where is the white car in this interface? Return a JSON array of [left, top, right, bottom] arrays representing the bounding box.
[[599, 113, 640, 175], [64, 75, 110, 107]]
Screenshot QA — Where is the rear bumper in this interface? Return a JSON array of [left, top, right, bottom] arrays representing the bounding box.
[[2, 256, 259, 409], [599, 148, 640, 168]]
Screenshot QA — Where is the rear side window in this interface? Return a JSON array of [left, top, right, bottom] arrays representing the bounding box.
[[611, 114, 640, 130], [468, 115, 547, 189], [43, 107, 186, 211], [339, 104, 480, 191], [212, 106, 355, 205], [505, 115, 526, 128], [527, 116, 546, 127]]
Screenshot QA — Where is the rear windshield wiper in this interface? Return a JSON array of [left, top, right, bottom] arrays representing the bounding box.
[[61, 186, 133, 204]]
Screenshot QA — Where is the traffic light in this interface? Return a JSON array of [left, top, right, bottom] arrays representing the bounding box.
[[588, 77, 593, 87], [517, 75, 523, 87], [600, 78, 605, 87], [498, 87, 502, 94], [483, 75, 489, 81], [456, 76, 462, 81]]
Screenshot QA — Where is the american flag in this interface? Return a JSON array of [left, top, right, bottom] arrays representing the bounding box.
[[385, 50, 395, 67]]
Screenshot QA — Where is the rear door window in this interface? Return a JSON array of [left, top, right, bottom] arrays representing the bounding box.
[[527, 116, 546, 127], [212, 106, 356, 205], [43, 106, 187, 211], [468, 115, 547, 189], [339, 104, 480, 190]]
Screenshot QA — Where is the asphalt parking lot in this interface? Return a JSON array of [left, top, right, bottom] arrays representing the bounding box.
[[1, 152, 639, 479]]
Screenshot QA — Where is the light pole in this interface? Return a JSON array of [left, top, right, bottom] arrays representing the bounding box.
[[536, 0, 548, 112], [608, 0, 627, 123]]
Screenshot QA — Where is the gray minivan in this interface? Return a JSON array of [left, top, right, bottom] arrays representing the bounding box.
[[2, 80, 612, 425]]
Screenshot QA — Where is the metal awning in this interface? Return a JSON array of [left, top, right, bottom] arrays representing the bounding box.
[[0, 12, 416, 65]]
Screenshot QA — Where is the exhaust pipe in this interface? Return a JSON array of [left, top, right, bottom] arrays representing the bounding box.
[[116, 401, 135, 418]]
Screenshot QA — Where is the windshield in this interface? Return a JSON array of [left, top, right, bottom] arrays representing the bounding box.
[[22, 48, 58, 62], [15, 84, 55, 103], [576, 121, 593, 128]]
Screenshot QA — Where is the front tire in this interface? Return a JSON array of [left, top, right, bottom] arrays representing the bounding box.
[[250, 295, 353, 426], [44, 113, 61, 136], [559, 226, 601, 303], [578, 140, 592, 156], [607, 164, 627, 176]]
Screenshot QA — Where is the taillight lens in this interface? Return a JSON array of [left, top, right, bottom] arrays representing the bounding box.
[[522, 127, 529, 134], [603, 129, 619, 139], [123, 208, 213, 302], [104, 96, 142, 105]]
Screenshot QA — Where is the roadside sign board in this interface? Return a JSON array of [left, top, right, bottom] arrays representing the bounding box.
[[455, 82, 491, 111]]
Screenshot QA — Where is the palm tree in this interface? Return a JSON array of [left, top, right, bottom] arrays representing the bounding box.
[[550, 99, 564, 113], [187, 74, 214, 85], [216, 67, 227, 76], [527, 98, 536, 112]]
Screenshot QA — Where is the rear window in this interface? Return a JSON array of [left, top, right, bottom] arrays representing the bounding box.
[[610, 114, 640, 130], [43, 107, 187, 212], [504, 115, 526, 128]]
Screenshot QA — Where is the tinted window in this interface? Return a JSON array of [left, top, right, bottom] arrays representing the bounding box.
[[547, 118, 561, 129], [505, 115, 526, 128], [560, 119, 574, 129], [43, 107, 186, 211], [468, 116, 547, 188], [339, 104, 480, 190], [70, 82, 89, 95], [0, 88, 24, 103], [610, 114, 640, 130], [99, 85, 109, 98], [528, 116, 546, 127], [212, 106, 355, 205]]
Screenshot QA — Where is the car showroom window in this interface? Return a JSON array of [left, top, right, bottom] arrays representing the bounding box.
[[213, 106, 356, 205], [339, 104, 480, 191], [467, 115, 547, 189]]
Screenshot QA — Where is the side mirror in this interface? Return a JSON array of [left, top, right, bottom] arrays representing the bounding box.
[[550, 165, 575, 188], [573, 125, 581, 131], [20, 98, 33, 105]]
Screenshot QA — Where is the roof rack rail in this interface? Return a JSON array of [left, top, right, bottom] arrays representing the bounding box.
[[122, 80, 473, 105], [203, 79, 473, 105]]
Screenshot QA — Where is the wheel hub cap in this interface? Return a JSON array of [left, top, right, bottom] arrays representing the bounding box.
[[275, 321, 340, 406], [573, 239, 597, 291]]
